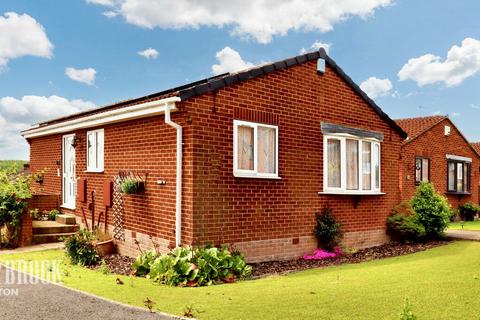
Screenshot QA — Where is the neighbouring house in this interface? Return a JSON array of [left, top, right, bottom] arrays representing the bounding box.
[[396, 115, 480, 209], [22, 49, 407, 262]]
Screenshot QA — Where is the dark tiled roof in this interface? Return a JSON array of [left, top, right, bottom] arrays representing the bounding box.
[[395, 115, 447, 140], [31, 49, 407, 138]]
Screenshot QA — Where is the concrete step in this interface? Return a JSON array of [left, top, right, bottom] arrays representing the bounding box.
[[32, 221, 79, 235], [56, 214, 77, 225], [32, 232, 76, 245]]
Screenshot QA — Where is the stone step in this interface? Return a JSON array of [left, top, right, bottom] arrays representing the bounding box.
[[32, 232, 76, 245], [56, 214, 77, 225], [33, 222, 79, 235]]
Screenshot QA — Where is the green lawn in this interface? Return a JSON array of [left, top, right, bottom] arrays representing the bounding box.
[[1, 242, 480, 319], [449, 221, 480, 230]]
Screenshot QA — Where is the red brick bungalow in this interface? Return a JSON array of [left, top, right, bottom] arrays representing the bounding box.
[[22, 49, 407, 262], [396, 115, 480, 208]]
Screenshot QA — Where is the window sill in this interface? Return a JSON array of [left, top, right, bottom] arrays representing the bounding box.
[[318, 191, 385, 196], [85, 169, 104, 173], [233, 173, 282, 180], [61, 204, 76, 210], [445, 191, 471, 196]]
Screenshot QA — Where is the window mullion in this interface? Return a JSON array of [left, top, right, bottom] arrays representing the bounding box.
[[358, 140, 363, 191], [253, 124, 258, 175], [340, 137, 346, 191]]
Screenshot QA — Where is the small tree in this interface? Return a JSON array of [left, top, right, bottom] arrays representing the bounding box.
[[411, 182, 452, 239], [314, 207, 342, 251]]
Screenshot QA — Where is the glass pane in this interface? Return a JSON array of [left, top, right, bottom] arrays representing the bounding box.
[[464, 163, 469, 192], [97, 131, 104, 169], [422, 158, 429, 182], [457, 163, 464, 192], [257, 126, 276, 174], [448, 162, 455, 191], [346, 139, 359, 190], [237, 125, 254, 170], [87, 133, 95, 169], [327, 139, 341, 188], [415, 158, 422, 183], [362, 141, 372, 190], [375, 144, 380, 189]]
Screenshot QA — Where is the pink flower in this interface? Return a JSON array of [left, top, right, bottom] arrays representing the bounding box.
[[302, 247, 342, 260]]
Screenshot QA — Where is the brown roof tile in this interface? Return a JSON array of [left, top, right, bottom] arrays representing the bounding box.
[[395, 115, 447, 140], [471, 142, 480, 154]]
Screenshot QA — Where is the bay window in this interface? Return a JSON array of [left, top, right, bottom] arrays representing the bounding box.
[[86, 129, 104, 172], [233, 120, 278, 178], [447, 156, 471, 193], [324, 135, 381, 194]]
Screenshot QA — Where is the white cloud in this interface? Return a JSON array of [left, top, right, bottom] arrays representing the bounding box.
[[359, 77, 393, 99], [0, 95, 96, 159], [0, 12, 53, 69], [87, 0, 392, 44], [211, 47, 255, 75], [300, 41, 331, 54], [137, 48, 159, 59], [398, 38, 480, 87], [451, 112, 460, 117], [470, 104, 480, 110], [102, 11, 119, 18], [65, 67, 97, 85]]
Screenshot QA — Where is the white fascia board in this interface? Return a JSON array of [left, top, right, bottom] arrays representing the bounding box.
[[22, 97, 181, 139], [446, 154, 472, 163]]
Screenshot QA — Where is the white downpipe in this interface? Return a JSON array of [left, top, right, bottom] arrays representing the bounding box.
[[164, 101, 183, 247]]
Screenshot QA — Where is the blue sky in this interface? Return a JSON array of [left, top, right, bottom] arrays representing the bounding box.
[[0, 0, 480, 159]]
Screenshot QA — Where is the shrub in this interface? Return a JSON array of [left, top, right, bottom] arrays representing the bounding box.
[[121, 179, 144, 194], [459, 202, 480, 222], [132, 246, 252, 287], [411, 182, 452, 239], [0, 168, 32, 247], [48, 209, 60, 221], [64, 229, 99, 266], [313, 207, 342, 251], [387, 214, 426, 242]]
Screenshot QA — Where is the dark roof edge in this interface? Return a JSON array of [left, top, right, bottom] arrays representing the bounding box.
[[32, 49, 407, 139]]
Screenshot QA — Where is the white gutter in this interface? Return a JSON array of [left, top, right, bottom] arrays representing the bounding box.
[[22, 97, 180, 139], [164, 101, 183, 247]]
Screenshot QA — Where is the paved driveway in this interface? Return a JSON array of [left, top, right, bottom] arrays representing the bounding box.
[[446, 229, 480, 241], [0, 265, 175, 320]]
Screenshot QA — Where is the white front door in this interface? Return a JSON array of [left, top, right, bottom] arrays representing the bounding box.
[[62, 134, 76, 209]]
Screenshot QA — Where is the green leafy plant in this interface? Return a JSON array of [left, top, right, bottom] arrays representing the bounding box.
[[459, 202, 480, 222], [411, 182, 453, 239], [0, 168, 32, 247], [132, 246, 252, 287], [29, 208, 40, 220], [48, 209, 60, 221], [64, 229, 100, 266], [313, 207, 343, 251], [400, 297, 417, 320], [387, 214, 426, 242], [120, 179, 144, 195], [99, 259, 110, 275]]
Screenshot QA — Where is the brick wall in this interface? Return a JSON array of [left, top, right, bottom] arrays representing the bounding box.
[[27, 59, 403, 260], [400, 118, 480, 208], [186, 60, 403, 260]]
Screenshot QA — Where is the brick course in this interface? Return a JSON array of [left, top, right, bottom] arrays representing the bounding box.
[[27, 59, 403, 260]]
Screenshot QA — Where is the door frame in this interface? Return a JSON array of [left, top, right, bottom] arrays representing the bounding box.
[[62, 134, 76, 209]]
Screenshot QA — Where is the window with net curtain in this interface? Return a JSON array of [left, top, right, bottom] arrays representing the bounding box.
[[234, 120, 278, 178], [325, 136, 381, 193]]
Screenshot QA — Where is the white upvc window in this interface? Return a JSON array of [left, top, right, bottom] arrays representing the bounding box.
[[233, 120, 279, 179], [86, 129, 104, 172], [323, 135, 381, 194]]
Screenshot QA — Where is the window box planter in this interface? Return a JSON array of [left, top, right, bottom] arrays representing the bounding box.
[[120, 179, 145, 195]]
